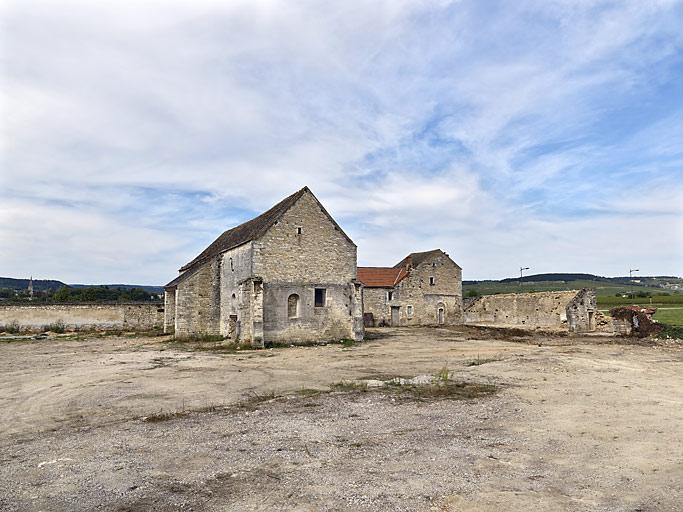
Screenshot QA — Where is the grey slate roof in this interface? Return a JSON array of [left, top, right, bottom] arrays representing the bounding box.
[[178, 187, 308, 274], [165, 186, 354, 289]]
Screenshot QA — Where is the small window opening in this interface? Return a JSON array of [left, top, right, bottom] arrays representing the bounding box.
[[314, 288, 326, 307], [230, 258, 234, 271], [296, 226, 303, 235], [429, 276, 435, 286], [387, 290, 394, 301], [406, 305, 413, 317], [288, 294, 299, 318], [231, 293, 236, 299]]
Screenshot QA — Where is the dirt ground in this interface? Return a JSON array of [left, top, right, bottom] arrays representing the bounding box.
[[1, 327, 682, 511]]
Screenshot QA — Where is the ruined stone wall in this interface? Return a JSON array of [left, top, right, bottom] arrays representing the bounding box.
[[566, 289, 597, 333], [175, 258, 221, 337], [464, 290, 597, 331], [0, 303, 164, 331], [253, 190, 361, 342]]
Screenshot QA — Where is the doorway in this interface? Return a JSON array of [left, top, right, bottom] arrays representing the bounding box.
[[437, 307, 445, 325], [391, 306, 400, 326]]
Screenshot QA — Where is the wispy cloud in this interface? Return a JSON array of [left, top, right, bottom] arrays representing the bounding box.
[[1, 0, 682, 283]]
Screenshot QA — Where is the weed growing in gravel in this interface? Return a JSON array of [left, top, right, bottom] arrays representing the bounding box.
[[437, 366, 450, 382], [331, 381, 369, 392], [465, 355, 500, 366]]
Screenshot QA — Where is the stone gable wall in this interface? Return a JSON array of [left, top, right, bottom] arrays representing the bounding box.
[[0, 303, 164, 331], [252, 190, 361, 342], [254, 190, 356, 284], [174, 258, 221, 337]]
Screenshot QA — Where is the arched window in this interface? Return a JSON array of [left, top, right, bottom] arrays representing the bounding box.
[[288, 294, 299, 319]]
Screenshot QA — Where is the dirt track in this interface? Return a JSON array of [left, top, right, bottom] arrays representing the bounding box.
[[1, 327, 682, 511]]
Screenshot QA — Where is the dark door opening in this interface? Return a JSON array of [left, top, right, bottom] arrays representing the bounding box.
[[391, 306, 400, 326]]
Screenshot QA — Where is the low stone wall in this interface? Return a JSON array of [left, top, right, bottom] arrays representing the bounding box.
[[0, 303, 164, 332], [464, 290, 597, 332]]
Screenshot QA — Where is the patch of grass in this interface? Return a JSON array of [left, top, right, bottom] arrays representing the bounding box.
[[42, 320, 66, 333], [653, 308, 683, 327], [1, 320, 22, 334], [465, 355, 500, 366], [174, 334, 226, 343], [397, 381, 498, 400], [656, 323, 683, 340], [142, 410, 190, 423], [235, 390, 279, 411], [341, 338, 355, 347], [331, 380, 369, 392], [330, 375, 498, 402]]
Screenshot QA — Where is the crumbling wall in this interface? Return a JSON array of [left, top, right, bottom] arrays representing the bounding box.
[[0, 303, 164, 331], [610, 306, 661, 338], [464, 290, 597, 332]]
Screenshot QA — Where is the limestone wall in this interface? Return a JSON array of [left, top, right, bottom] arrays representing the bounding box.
[[219, 243, 255, 338], [252, 189, 361, 343], [164, 290, 176, 333], [464, 289, 597, 332], [255, 190, 356, 285], [262, 282, 359, 343], [0, 303, 164, 331], [174, 258, 221, 337], [394, 254, 463, 326]]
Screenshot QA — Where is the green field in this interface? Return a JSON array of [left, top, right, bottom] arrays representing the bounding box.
[[596, 295, 683, 327]]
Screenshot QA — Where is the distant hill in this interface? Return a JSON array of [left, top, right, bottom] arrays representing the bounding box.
[[69, 284, 164, 294], [463, 273, 683, 296], [0, 277, 163, 294], [0, 277, 67, 291]]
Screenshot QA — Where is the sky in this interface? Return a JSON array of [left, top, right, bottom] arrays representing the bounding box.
[[1, 0, 682, 285]]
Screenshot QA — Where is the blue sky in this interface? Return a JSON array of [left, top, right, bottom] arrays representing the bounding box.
[[1, 0, 682, 284]]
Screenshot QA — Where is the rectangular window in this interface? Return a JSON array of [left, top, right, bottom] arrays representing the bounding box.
[[296, 226, 303, 235], [407, 305, 413, 317], [314, 288, 326, 307], [387, 290, 393, 301], [429, 276, 435, 286]]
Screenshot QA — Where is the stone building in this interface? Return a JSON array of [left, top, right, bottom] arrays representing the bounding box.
[[464, 289, 598, 332], [357, 249, 463, 327], [164, 187, 364, 346]]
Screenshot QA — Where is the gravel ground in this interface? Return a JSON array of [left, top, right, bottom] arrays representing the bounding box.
[[1, 327, 681, 511]]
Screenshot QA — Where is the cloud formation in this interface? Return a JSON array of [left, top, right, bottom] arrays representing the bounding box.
[[1, 0, 682, 283]]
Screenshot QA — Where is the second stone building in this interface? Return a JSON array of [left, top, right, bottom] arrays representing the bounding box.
[[358, 249, 463, 327]]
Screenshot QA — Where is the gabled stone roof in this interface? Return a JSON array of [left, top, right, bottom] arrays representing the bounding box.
[[165, 186, 355, 289], [178, 187, 309, 273]]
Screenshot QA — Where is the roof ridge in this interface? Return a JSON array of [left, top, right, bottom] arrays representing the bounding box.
[[178, 187, 308, 273]]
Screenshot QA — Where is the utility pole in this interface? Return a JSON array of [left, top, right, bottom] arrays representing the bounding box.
[[519, 267, 530, 288], [629, 268, 639, 300]]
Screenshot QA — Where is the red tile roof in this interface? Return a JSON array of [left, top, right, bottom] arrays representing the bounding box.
[[357, 266, 408, 288]]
